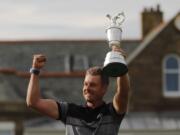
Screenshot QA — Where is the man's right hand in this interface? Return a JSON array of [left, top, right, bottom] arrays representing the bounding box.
[[28, 54, 60, 120], [32, 54, 47, 69]]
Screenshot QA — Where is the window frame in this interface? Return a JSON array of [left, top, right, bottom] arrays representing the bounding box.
[[162, 54, 180, 97]]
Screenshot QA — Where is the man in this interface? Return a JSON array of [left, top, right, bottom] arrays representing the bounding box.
[[26, 48, 130, 135]]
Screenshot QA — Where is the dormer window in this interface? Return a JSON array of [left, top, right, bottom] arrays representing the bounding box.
[[163, 54, 180, 97]]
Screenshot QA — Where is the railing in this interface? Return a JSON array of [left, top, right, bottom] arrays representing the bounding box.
[[24, 128, 180, 135]]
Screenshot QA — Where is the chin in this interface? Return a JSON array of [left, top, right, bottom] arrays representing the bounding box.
[[85, 96, 93, 102], [85, 96, 91, 101]]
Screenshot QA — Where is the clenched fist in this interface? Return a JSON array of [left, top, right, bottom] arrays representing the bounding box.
[[32, 54, 47, 69]]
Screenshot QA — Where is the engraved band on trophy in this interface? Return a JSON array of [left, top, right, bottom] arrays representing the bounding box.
[[103, 12, 128, 77]]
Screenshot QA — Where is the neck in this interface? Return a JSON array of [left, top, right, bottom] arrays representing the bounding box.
[[86, 100, 104, 109]]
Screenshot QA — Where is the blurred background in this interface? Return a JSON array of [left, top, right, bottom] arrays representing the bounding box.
[[0, 0, 180, 135]]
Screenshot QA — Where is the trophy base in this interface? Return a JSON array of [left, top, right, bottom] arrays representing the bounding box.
[[103, 51, 128, 77], [103, 62, 128, 77]]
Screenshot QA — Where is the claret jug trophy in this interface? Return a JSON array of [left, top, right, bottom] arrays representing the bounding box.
[[103, 12, 128, 77]]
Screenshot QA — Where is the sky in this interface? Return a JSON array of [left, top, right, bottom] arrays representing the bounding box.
[[0, 0, 179, 40]]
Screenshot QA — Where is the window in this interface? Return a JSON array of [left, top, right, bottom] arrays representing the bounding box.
[[163, 55, 180, 97], [64, 54, 89, 72], [72, 55, 89, 71]]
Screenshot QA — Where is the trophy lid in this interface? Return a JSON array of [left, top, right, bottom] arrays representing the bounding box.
[[106, 12, 125, 29]]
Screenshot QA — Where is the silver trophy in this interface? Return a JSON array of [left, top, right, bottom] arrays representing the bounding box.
[[103, 12, 128, 77]]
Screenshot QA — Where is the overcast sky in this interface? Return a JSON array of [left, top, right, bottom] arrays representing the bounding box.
[[0, 0, 179, 40]]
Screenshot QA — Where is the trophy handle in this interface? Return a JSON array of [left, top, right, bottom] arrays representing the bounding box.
[[116, 12, 125, 26], [106, 12, 125, 26]]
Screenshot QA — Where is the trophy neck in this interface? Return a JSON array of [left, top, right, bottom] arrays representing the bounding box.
[[109, 42, 121, 48]]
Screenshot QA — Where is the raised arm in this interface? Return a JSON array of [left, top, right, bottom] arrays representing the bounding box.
[[113, 74, 130, 114], [26, 54, 59, 119], [112, 47, 131, 114]]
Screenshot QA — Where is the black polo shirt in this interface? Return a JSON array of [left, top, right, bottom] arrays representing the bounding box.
[[57, 101, 125, 135]]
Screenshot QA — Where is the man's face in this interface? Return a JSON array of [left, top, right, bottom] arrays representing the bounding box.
[[83, 74, 107, 103]]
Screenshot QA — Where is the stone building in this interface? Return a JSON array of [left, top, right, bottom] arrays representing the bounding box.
[[0, 5, 180, 135], [128, 6, 180, 111]]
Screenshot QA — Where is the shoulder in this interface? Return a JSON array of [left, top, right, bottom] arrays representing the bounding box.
[[107, 102, 126, 118]]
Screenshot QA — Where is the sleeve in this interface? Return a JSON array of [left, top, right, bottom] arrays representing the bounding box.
[[108, 102, 126, 120], [56, 101, 69, 123]]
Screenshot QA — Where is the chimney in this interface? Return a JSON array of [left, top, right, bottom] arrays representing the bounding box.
[[141, 4, 163, 38]]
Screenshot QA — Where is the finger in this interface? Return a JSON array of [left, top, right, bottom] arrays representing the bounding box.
[[116, 49, 127, 58], [36, 58, 46, 63], [33, 54, 46, 58], [33, 55, 46, 61], [121, 52, 127, 58]]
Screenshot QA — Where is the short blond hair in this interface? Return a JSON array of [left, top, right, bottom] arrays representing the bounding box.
[[86, 66, 109, 85]]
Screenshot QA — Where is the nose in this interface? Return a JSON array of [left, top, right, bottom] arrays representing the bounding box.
[[84, 84, 91, 92], [85, 85, 89, 91]]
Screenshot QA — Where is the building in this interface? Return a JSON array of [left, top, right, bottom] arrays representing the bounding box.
[[0, 5, 180, 135]]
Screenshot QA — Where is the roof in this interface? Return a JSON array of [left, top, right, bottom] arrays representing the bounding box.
[[127, 12, 180, 64], [0, 39, 139, 72], [122, 111, 180, 130]]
